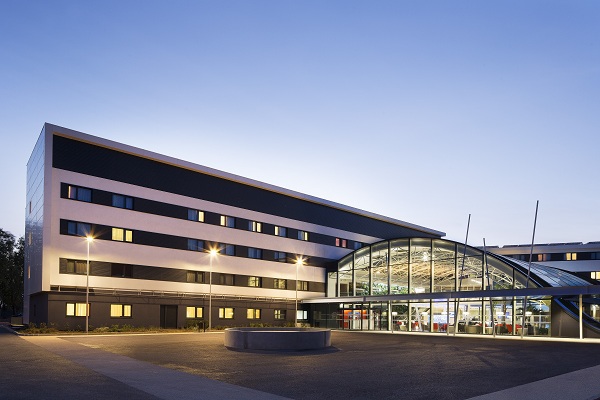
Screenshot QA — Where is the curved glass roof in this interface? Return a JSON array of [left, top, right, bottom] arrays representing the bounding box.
[[332, 237, 589, 298]]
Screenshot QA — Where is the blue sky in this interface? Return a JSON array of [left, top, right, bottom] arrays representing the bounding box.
[[1, 1, 598, 246]]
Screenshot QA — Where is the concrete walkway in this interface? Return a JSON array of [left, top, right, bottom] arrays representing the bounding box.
[[22, 334, 289, 400]]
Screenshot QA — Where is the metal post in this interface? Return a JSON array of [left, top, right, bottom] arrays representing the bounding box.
[[454, 214, 471, 336], [208, 254, 213, 331], [579, 294, 583, 340], [483, 239, 496, 338], [295, 260, 299, 326], [522, 201, 539, 339], [86, 238, 90, 334]]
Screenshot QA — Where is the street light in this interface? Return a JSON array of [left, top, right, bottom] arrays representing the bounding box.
[[85, 235, 94, 334], [295, 257, 304, 327], [208, 248, 218, 331]]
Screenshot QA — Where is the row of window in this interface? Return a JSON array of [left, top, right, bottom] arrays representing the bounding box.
[[62, 257, 311, 290], [66, 302, 302, 321], [66, 218, 317, 266], [511, 252, 600, 262], [65, 183, 360, 249], [185, 272, 308, 290]]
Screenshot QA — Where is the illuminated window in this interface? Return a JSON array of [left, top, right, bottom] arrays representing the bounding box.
[[591, 272, 600, 280], [335, 238, 348, 248], [274, 226, 287, 237], [188, 209, 204, 222], [187, 271, 204, 283], [537, 254, 549, 262], [66, 302, 88, 317], [248, 276, 261, 287], [249, 221, 262, 232], [112, 194, 133, 209], [274, 251, 287, 262], [247, 309, 261, 319], [297, 280, 309, 291], [219, 307, 234, 319], [186, 307, 203, 318], [565, 252, 577, 261], [274, 278, 287, 289], [187, 239, 204, 252], [67, 185, 92, 202], [110, 304, 131, 318], [220, 215, 235, 228], [274, 309, 286, 320], [248, 248, 262, 259], [112, 227, 132, 242], [297, 310, 308, 320], [67, 221, 91, 237], [298, 231, 309, 241]]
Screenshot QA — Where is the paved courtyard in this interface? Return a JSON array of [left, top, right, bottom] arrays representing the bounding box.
[[4, 326, 600, 400]]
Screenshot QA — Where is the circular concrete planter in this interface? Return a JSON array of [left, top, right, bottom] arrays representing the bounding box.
[[224, 327, 331, 351]]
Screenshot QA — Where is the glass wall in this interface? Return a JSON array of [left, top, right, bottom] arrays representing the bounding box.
[[324, 238, 564, 336]]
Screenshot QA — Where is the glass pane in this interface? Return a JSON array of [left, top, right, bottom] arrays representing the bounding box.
[[371, 242, 388, 295], [410, 238, 431, 294], [390, 239, 409, 294], [433, 240, 455, 292]]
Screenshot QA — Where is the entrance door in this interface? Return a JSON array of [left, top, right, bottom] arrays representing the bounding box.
[[160, 305, 177, 329]]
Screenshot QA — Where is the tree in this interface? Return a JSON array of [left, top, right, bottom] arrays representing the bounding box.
[[0, 229, 24, 316]]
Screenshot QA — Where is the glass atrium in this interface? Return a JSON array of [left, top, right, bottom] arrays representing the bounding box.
[[311, 238, 596, 337]]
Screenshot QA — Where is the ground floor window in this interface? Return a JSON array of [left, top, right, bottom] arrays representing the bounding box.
[[186, 306, 203, 318], [66, 302, 88, 317], [247, 308, 261, 319], [274, 309, 286, 320], [219, 307, 234, 319], [110, 304, 132, 318]]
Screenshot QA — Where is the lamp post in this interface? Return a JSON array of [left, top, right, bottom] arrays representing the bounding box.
[[85, 236, 94, 334], [208, 249, 218, 331], [295, 257, 304, 326]]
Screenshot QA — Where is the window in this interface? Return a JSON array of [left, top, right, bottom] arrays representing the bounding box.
[[67, 185, 92, 202], [67, 221, 91, 237], [186, 306, 203, 318], [247, 308, 261, 319], [354, 242, 363, 250], [298, 230, 309, 241], [187, 239, 204, 252], [187, 271, 204, 283], [274, 309, 286, 320], [188, 209, 204, 222], [274, 226, 287, 237], [592, 272, 598, 280], [248, 276, 261, 287], [297, 310, 308, 320], [112, 227, 133, 242], [248, 248, 262, 259], [297, 280, 309, 291], [112, 194, 133, 209], [219, 307, 234, 319], [111, 264, 132, 278], [336, 238, 347, 248], [110, 304, 132, 318], [218, 243, 235, 256], [273, 251, 287, 262], [249, 221, 262, 232], [274, 278, 287, 289], [565, 252, 577, 261], [591, 252, 600, 260], [220, 215, 235, 228], [66, 260, 87, 274], [66, 302, 88, 317], [537, 254, 549, 262], [219, 274, 234, 285]]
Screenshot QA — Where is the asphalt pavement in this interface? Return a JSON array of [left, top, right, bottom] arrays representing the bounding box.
[[4, 324, 600, 400]]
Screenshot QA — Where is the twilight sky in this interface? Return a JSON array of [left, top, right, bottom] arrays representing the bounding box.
[[1, 1, 598, 247]]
